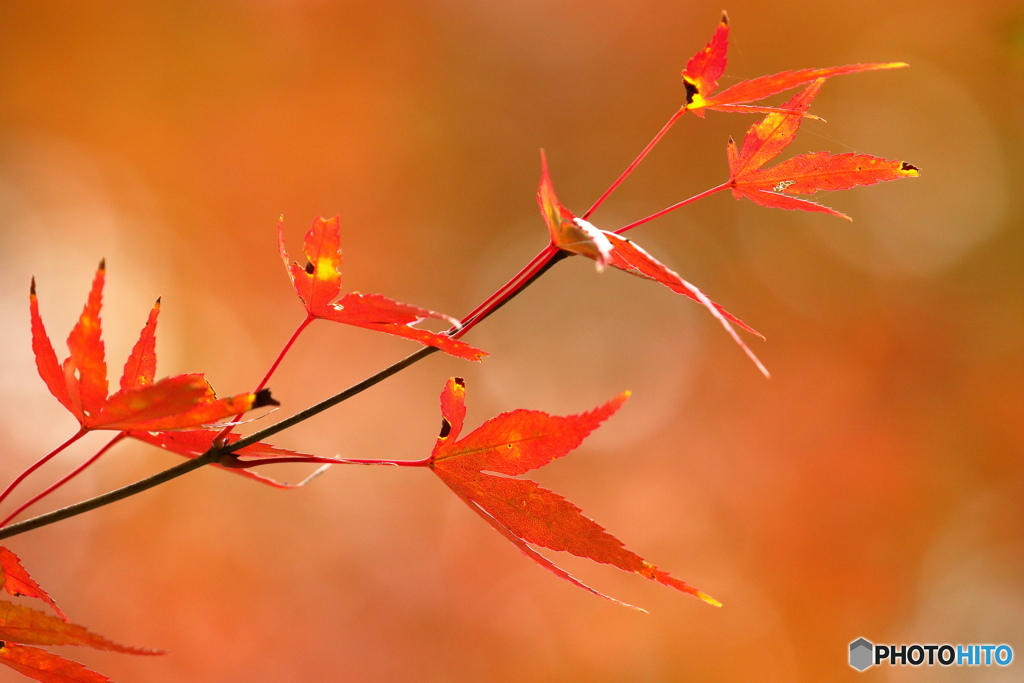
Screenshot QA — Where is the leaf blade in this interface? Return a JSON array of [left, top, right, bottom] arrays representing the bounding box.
[[280, 216, 480, 359], [428, 378, 718, 606], [119, 299, 160, 392], [709, 62, 908, 110], [0, 602, 160, 654], [680, 11, 730, 116], [64, 263, 108, 417], [0, 642, 113, 683], [0, 549, 66, 621], [728, 79, 823, 179], [29, 280, 76, 419], [322, 293, 485, 361], [737, 151, 921, 194], [91, 376, 273, 431]]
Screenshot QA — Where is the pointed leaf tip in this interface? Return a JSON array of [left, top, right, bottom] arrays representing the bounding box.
[[701, 592, 723, 607]]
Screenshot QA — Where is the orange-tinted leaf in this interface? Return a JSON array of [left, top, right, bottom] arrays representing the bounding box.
[[0, 642, 111, 683], [119, 299, 159, 392], [90, 376, 274, 431], [537, 150, 613, 268], [727, 80, 920, 219], [279, 216, 485, 360], [329, 292, 457, 326], [749, 152, 920, 194], [130, 430, 319, 488], [456, 495, 641, 609], [321, 293, 483, 361], [727, 79, 823, 178], [603, 233, 769, 377], [732, 187, 851, 219], [0, 549, 65, 621], [733, 154, 921, 219], [680, 11, 730, 118], [29, 280, 74, 418], [0, 601, 160, 654], [428, 377, 719, 607], [30, 267, 270, 433], [708, 62, 908, 113], [63, 263, 108, 417], [681, 13, 906, 116], [537, 153, 766, 376], [279, 215, 343, 315]]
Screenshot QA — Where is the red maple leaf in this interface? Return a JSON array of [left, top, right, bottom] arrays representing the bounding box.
[[727, 79, 920, 219], [427, 377, 719, 609], [30, 263, 275, 432], [0, 642, 114, 683], [0, 549, 65, 622], [681, 11, 906, 117], [279, 216, 485, 361], [538, 151, 768, 377], [0, 547, 160, 682]]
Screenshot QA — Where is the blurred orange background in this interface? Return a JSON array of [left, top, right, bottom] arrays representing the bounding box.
[[1, 1, 1021, 681]]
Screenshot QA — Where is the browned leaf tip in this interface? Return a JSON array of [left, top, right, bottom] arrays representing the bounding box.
[[253, 388, 280, 408]]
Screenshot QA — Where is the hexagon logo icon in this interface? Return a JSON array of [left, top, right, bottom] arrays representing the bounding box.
[[849, 638, 874, 671]]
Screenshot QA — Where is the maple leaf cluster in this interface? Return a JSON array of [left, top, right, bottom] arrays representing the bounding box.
[[539, 11, 917, 375], [29, 262, 275, 434], [3, 10, 919, 682], [0, 547, 159, 682]]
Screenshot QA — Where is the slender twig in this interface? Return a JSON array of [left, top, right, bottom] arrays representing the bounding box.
[[0, 451, 218, 541], [456, 245, 558, 330], [452, 247, 566, 338], [614, 182, 730, 235]]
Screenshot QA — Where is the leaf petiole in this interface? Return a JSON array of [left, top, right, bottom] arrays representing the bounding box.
[[614, 182, 731, 235], [0, 429, 87, 510], [582, 107, 686, 220], [0, 433, 126, 527]]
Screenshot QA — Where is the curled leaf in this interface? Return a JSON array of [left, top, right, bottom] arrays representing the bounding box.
[[538, 152, 767, 376]]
